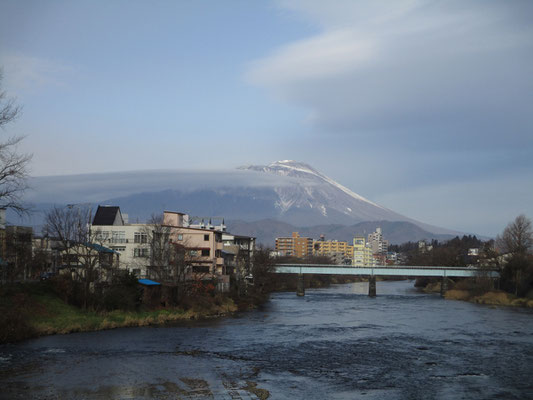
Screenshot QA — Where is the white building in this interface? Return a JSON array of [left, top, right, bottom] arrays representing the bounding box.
[[367, 227, 389, 255]]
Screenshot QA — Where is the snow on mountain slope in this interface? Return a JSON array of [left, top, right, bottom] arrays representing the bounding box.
[[239, 160, 405, 222], [238, 160, 459, 234], [18, 161, 460, 236]]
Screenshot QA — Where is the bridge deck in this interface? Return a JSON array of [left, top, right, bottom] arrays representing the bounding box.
[[274, 264, 499, 278]]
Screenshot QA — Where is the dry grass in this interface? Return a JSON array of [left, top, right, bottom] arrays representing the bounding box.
[[444, 289, 471, 301], [446, 289, 533, 308], [2, 283, 241, 343]]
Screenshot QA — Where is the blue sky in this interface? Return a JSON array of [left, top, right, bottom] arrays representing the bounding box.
[[1, 0, 532, 236]]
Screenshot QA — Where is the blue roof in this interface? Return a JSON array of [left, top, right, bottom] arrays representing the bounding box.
[[138, 279, 161, 286], [84, 242, 119, 254]]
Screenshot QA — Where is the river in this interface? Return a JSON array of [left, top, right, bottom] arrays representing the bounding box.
[[1, 281, 532, 399]]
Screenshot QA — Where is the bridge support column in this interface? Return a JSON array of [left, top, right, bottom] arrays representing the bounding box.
[[368, 276, 376, 297], [296, 273, 305, 297], [440, 277, 448, 297]]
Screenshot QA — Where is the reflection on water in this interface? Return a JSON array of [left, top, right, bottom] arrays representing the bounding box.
[[1, 281, 532, 399]]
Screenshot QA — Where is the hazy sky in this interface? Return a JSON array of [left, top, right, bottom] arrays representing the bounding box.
[[1, 0, 532, 236]]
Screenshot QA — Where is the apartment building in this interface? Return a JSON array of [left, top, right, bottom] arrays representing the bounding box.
[[90, 206, 228, 285], [367, 227, 389, 255], [313, 237, 354, 264], [222, 233, 255, 282], [91, 206, 151, 277], [163, 211, 225, 277], [275, 232, 313, 258], [353, 236, 376, 267]]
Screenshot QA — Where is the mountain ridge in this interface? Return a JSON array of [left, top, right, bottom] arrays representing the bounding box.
[[225, 218, 457, 246], [12, 160, 466, 242]]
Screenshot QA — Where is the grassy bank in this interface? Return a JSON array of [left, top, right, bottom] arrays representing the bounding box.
[[0, 282, 238, 344], [445, 289, 533, 307], [417, 278, 533, 308]]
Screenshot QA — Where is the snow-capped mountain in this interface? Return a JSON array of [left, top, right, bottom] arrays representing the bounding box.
[[17, 160, 460, 239], [238, 160, 443, 231]]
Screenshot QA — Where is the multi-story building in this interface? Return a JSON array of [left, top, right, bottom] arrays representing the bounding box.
[[275, 232, 313, 258], [313, 237, 354, 264], [164, 211, 227, 279], [222, 233, 255, 285], [353, 236, 376, 267], [367, 227, 389, 256], [91, 206, 151, 276], [90, 206, 229, 287]]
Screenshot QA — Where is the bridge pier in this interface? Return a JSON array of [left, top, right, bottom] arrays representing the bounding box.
[[297, 273, 305, 297], [440, 277, 448, 297], [368, 276, 376, 297]]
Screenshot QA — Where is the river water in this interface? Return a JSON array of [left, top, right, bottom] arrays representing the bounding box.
[[1, 281, 532, 399]]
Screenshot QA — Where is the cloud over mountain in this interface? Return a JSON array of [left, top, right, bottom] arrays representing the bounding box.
[[248, 0, 533, 149], [21, 161, 460, 239]]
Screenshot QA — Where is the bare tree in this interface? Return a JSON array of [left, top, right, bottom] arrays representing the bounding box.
[[0, 70, 32, 214], [4, 226, 32, 282], [497, 215, 533, 296], [43, 205, 117, 308], [142, 214, 172, 282], [251, 246, 275, 294], [143, 214, 190, 285], [498, 214, 533, 256]]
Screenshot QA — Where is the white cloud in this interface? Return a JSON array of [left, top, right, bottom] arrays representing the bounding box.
[[247, 29, 375, 85], [25, 169, 304, 203], [247, 1, 533, 138], [1, 53, 76, 93]]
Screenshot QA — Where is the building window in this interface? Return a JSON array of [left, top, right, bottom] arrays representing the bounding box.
[[177, 234, 183, 241], [111, 246, 126, 252], [95, 231, 110, 241], [134, 248, 149, 257], [189, 250, 199, 257], [204, 234, 209, 241], [112, 231, 126, 243], [201, 249, 210, 257], [134, 232, 148, 244]]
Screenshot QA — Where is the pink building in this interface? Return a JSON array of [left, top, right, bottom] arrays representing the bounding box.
[[162, 211, 228, 289]]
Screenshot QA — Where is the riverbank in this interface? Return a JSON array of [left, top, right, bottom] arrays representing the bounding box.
[[418, 279, 533, 308], [0, 274, 370, 343], [0, 282, 240, 344], [445, 289, 533, 307]]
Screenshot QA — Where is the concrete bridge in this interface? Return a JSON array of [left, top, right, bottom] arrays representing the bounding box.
[[273, 264, 500, 297]]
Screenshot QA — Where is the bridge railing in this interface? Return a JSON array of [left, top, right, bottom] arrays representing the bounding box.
[[273, 264, 500, 278], [275, 263, 498, 271]]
